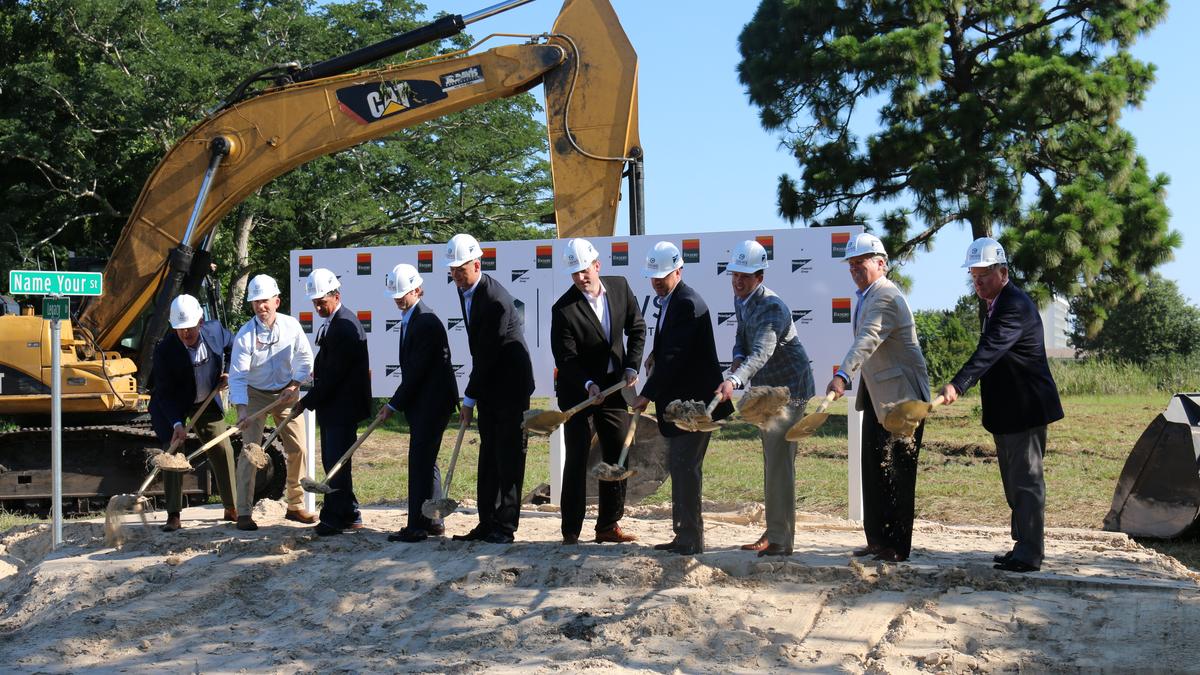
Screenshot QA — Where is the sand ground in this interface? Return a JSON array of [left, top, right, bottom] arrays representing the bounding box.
[[2, 500, 1198, 673]]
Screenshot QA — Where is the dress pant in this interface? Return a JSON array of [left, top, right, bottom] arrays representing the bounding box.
[[762, 400, 806, 549], [318, 420, 361, 529], [859, 382, 923, 558], [235, 386, 307, 515], [405, 410, 451, 532], [668, 431, 712, 550], [994, 426, 1047, 567], [164, 400, 237, 514], [560, 398, 629, 538], [475, 399, 529, 537]]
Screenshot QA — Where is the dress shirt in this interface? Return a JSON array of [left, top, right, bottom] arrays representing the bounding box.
[[228, 313, 314, 406], [188, 340, 214, 405]]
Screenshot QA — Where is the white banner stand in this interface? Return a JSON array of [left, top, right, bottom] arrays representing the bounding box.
[[846, 395, 863, 521], [548, 427, 565, 506], [303, 409, 317, 514]]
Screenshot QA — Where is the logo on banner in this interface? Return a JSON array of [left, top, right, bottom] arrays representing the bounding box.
[[682, 239, 700, 264], [792, 309, 813, 325], [357, 310, 372, 332], [299, 311, 313, 333], [447, 318, 465, 332], [536, 245, 553, 269], [439, 65, 484, 91], [717, 311, 737, 327], [446, 272, 454, 284], [511, 269, 529, 283], [385, 319, 402, 333], [386, 364, 402, 377], [357, 252, 372, 275], [716, 261, 730, 275], [417, 250, 433, 273], [831, 232, 850, 258], [298, 255, 313, 277], [336, 79, 447, 125], [452, 364, 465, 375], [791, 258, 812, 273], [756, 235, 775, 260], [482, 247, 497, 271], [611, 242, 629, 266], [832, 298, 852, 323]]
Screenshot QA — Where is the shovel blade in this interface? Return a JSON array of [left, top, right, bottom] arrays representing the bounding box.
[[786, 411, 830, 441], [300, 477, 335, 494], [421, 498, 459, 520], [882, 400, 932, 436], [523, 409, 566, 436]]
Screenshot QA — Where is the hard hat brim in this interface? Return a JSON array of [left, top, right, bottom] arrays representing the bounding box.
[[725, 262, 767, 274]]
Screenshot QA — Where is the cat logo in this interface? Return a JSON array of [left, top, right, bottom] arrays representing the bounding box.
[[336, 79, 447, 124]]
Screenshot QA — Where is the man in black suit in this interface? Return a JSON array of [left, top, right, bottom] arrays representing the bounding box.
[[295, 268, 372, 536], [940, 237, 1064, 573], [149, 294, 238, 531], [444, 233, 535, 544], [550, 238, 645, 545], [378, 263, 459, 543], [632, 241, 733, 555]]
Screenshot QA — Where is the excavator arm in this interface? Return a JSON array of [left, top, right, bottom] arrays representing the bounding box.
[[77, 0, 640, 352]]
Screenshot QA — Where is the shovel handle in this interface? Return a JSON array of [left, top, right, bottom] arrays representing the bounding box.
[[615, 412, 639, 469], [442, 418, 470, 496], [815, 390, 837, 414], [931, 394, 946, 407], [704, 393, 722, 417], [321, 415, 386, 485], [563, 380, 628, 417], [162, 382, 224, 456], [255, 405, 301, 455]]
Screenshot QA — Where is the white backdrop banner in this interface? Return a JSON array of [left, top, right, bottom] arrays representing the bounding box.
[[290, 227, 864, 399]]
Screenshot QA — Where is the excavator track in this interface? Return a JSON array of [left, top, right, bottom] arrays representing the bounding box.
[[0, 424, 286, 514]]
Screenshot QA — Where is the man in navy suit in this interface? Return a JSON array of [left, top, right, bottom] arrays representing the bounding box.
[[632, 241, 734, 555], [550, 238, 645, 546], [149, 294, 238, 531], [940, 237, 1064, 573], [295, 268, 372, 536], [378, 263, 458, 543], [445, 233, 535, 544]]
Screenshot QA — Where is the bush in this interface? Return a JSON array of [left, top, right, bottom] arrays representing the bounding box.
[[914, 296, 981, 386], [1071, 275, 1200, 364]]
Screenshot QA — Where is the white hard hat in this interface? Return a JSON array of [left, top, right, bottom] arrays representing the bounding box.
[[169, 294, 204, 329], [843, 233, 888, 261], [444, 233, 482, 267], [245, 274, 281, 302], [643, 241, 683, 279], [562, 238, 599, 274], [962, 237, 1007, 268], [305, 268, 341, 300], [385, 263, 423, 298], [727, 240, 769, 274]]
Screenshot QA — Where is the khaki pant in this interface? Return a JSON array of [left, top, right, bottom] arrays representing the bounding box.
[[235, 386, 307, 514], [163, 401, 237, 514]]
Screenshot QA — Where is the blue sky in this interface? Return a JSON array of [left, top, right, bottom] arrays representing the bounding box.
[[420, 0, 1197, 311]]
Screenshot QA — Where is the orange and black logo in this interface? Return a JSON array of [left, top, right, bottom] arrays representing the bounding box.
[[831, 232, 850, 258], [756, 235, 774, 260], [336, 79, 447, 125], [536, 245, 553, 269], [482, 247, 497, 271], [357, 310, 372, 332], [299, 311, 314, 333], [832, 298, 851, 323], [298, 255, 313, 277], [611, 242, 629, 266], [417, 250, 433, 273], [357, 252, 371, 275], [682, 239, 700, 264]]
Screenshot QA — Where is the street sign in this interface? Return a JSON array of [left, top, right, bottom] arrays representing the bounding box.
[[8, 270, 103, 296], [42, 297, 70, 321]]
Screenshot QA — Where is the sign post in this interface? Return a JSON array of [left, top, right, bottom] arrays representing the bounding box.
[[10, 270, 104, 549]]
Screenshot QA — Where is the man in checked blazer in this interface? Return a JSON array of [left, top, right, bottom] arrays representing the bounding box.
[[714, 240, 815, 557], [550, 238, 645, 546], [826, 233, 930, 563]]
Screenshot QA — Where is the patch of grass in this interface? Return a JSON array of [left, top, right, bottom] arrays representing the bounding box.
[[0, 509, 40, 534]]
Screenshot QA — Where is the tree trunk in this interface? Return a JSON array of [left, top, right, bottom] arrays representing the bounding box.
[[226, 208, 255, 318]]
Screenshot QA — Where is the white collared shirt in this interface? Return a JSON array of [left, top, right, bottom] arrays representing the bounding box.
[[583, 281, 611, 343], [228, 313, 313, 405]]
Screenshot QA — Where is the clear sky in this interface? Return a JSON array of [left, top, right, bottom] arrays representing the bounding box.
[[420, 0, 1198, 311]]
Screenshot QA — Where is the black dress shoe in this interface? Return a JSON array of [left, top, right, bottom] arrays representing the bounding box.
[[483, 531, 515, 544], [562, 533, 580, 545], [452, 527, 488, 542], [388, 528, 428, 543], [315, 522, 342, 537], [852, 543, 884, 557], [994, 558, 1039, 573], [757, 543, 792, 557], [673, 544, 701, 556], [873, 548, 908, 562], [653, 541, 679, 551], [993, 551, 1014, 564]]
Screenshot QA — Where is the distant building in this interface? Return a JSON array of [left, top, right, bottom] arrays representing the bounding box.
[[1040, 295, 1074, 358]]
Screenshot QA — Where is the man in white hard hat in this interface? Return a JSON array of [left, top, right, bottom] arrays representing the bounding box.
[[293, 268, 372, 536], [940, 237, 1063, 573], [148, 294, 238, 531], [826, 232, 929, 563], [228, 273, 316, 530], [445, 233, 535, 544], [378, 263, 458, 543], [715, 240, 815, 557], [550, 238, 646, 546], [632, 241, 733, 555]]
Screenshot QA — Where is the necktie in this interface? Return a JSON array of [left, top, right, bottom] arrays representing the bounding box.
[[316, 322, 328, 346]]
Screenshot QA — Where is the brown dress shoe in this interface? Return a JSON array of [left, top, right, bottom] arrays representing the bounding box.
[[285, 509, 317, 524], [852, 543, 884, 557], [236, 516, 258, 531], [595, 525, 637, 543], [161, 514, 182, 532], [223, 507, 238, 522], [741, 535, 769, 552]]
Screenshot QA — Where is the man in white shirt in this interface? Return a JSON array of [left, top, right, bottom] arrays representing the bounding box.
[[228, 273, 316, 530]]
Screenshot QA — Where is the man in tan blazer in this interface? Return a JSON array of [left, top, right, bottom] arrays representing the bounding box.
[[826, 233, 930, 562]]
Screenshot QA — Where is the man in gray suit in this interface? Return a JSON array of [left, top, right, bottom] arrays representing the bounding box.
[[827, 233, 930, 562], [715, 240, 815, 557]]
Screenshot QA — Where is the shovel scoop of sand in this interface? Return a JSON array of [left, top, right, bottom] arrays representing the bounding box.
[[150, 451, 192, 472], [663, 396, 723, 433], [882, 395, 945, 437], [737, 386, 792, 428]]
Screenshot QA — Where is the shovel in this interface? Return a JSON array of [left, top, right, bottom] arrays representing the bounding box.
[[523, 380, 627, 435], [421, 417, 469, 520], [666, 394, 723, 432], [240, 405, 301, 470], [882, 395, 945, 437], [785, 391, 837, 441], [147, 383, 224, 472], [300, 416, 386, 494], [592, 411, 639, 482]]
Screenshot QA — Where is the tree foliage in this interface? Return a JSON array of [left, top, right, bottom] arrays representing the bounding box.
[[914, 295, 981, 386], [1069, 274, 1200, 364], [0, 0, 551, 320], [738, 0, 1179, 333]]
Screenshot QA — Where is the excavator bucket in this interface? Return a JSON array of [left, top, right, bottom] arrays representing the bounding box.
[[1103, 393, 1200, 538]]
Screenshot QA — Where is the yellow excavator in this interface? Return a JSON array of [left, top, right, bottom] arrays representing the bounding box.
[[0, 0, 641, 510]]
